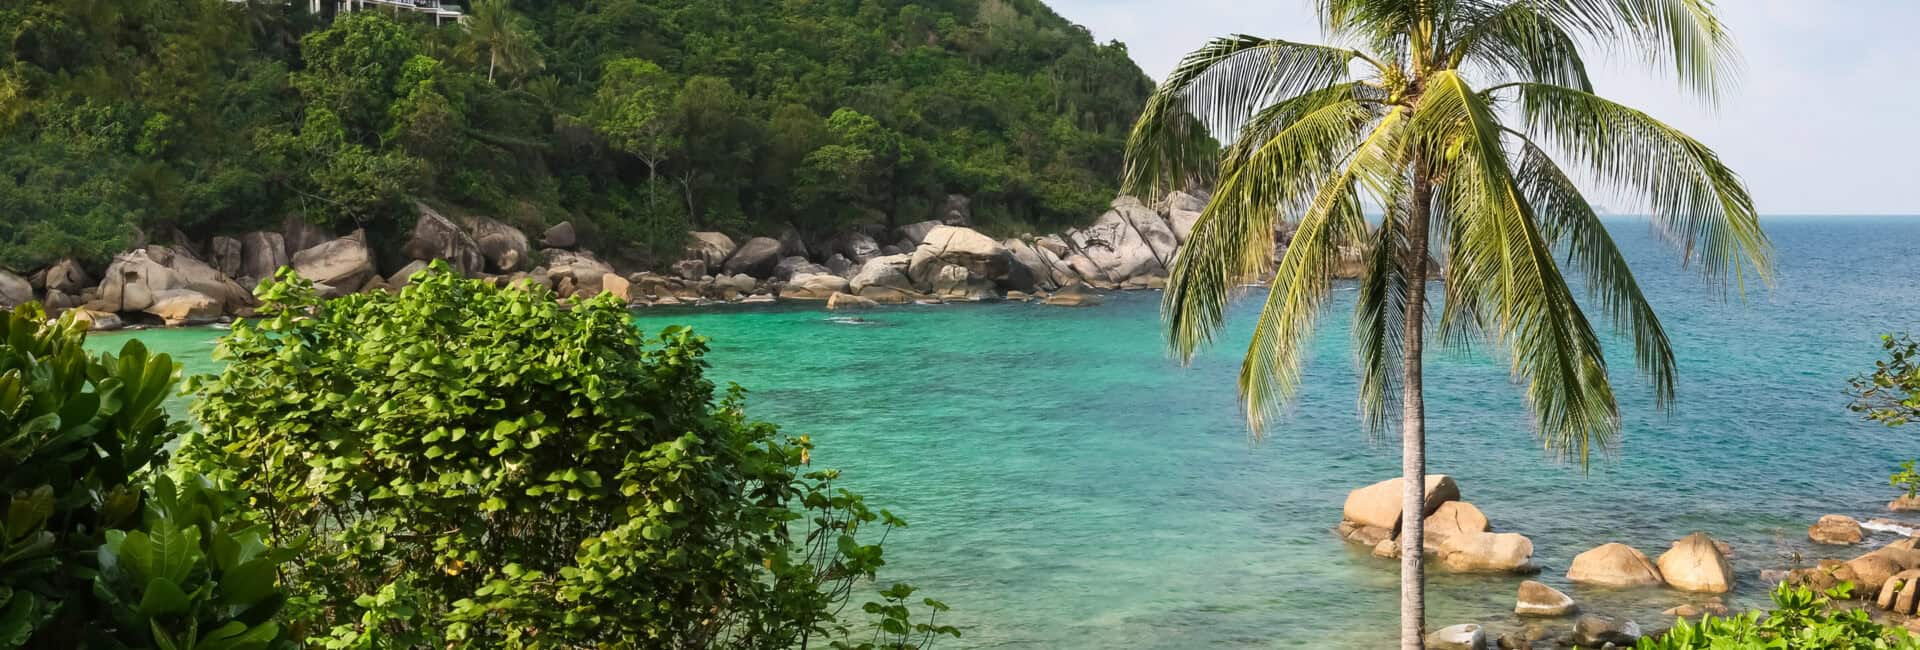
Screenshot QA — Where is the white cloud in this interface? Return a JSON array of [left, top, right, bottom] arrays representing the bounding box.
[[1049, 1, 1920, 214]]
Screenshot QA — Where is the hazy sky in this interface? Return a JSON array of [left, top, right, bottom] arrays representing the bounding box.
[[1048, 1, 1918, 215]]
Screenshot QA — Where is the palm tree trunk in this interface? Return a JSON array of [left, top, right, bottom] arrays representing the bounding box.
[[489, 50, 498, 83], [1398, 165, 1435, 650]]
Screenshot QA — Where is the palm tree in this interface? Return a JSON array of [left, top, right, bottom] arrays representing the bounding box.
[[1123, 1, 1771, 647], [461, 0, 544, 84]]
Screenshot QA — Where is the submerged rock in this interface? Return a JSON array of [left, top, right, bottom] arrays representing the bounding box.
[[1426, 623, 1488, 650]]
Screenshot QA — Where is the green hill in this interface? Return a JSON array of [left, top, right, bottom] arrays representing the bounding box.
[[0, 0, 1152, 270]]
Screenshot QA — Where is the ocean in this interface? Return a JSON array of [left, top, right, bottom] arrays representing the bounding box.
[[93, 216, 1920, 647]]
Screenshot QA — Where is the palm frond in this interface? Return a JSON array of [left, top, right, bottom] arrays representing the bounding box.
[[1123, 35, 1366, 199], [1417, 70, 1619, 465], [1500, 81, 1771, 290], [1446, 0, 1594, 90], [1513, 137, 1677, 407], [1353, 199, 1409, 435], [1528, 0, 1737, 100]]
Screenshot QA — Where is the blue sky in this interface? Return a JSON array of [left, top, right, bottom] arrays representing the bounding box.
[[1048, 1, 1918, 215]]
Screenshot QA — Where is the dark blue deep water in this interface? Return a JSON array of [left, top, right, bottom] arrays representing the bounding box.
[[104, 217, 1920, 648]]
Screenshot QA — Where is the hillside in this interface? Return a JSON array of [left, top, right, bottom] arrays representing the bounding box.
[[0, 0, 1153, 270]]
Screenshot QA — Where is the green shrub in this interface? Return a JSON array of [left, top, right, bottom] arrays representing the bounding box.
[[0, 305, 291, 649], [184, 263, 956, 648], [1640, 583, 1919, 649]]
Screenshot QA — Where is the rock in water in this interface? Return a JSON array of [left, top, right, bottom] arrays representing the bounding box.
[[686, 232, 737, 268], [1515, 581, 1577, 617], [1436, 531, 1537, 574], [1892, 496, 1920, 512], [908, 226, 1012, 288], [826, 292, 878, 311], [723, 237, 783, 277], [1042, 283, 1103, 307], [292, 232, 376, 297], [1426, 501, 1492, 538], [1810, 515, 1865, 545], [1572, 615, 1640, 647], [1426, 623, 1488, 650], [1341, 475, 1461, 532], [1657, 532, 1734, 593], [0, 270, 30, 308], [143, 289, 222, 326], [404, 203, 485, 275], [1567, 543, 1665, 588]]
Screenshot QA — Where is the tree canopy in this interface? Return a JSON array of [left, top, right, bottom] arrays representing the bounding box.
[[0, 0, 1152, 270]]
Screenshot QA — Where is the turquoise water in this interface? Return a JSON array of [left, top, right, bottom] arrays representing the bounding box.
[[90, 217, 1920, 648]]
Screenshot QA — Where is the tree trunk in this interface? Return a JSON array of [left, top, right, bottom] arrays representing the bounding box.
[[1398, 165, 1435, 650], [488, 50, 497, 83]]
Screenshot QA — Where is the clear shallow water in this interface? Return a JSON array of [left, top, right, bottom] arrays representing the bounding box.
[[91, 217, 1920, 648]]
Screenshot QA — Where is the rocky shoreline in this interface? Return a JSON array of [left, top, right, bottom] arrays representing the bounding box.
[[0, 191, 1289, 328], [1336, 475, 1920, 648]]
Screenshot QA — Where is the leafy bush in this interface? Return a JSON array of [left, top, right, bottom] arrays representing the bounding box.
[[1850, 333, 1920, 426], [1894, 460, 1920, 501], [184, 264, 955, 648], [1640, 583, 1919, 649], [0, 304, 291, 649]]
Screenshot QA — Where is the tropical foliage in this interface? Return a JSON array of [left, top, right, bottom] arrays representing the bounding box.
[[0, 305, 293, 649], [1639, 583, 1920, 650], [181, 264, 955, 648], [1123, 0, 1773, 645], [1850, 333, 1920, 426], [0, 0, 1151, 270]]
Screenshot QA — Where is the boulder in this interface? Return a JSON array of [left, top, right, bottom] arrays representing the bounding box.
[[1336, 520, 1395, 547], [1571, 615, 1640, 648], [780, 273, 851, 301], [1426, 624, 1488, 650], [1426, 501, 1492, 539], [1846, 544, 1920, 595], [239, 231, 289, 282], [849, 254, 915, 294], [774, 256, 830, 281], [1662, 602, 1728, 619], [1032, 242, 1084, 288], [1167, 207, 1203, 243], [723, 237, 783, 277], [1161, 190, 1207, 214], [43, 259, 92, 295], [43, 290, 80, 311], [629, 272, 676, 298], [143, 289, 222, 326], [1436, 531, 1537, 573], [1810, 515, 1864, 545], [826, 254, 858, 278], [600, 273, 632, 302], [282, 215, 331, 257], [1066, 198, 1172, 283], [826, 292, 878, 311], [541, 221, 578, 249], [1111, 196, 1180, 266], [778, 228, 810, 259], [1002, 239, 1059, 292], [907, 226, 1012, 289], [941, 194, 972, 225], [97, 249, 176, 312], [404, 203, 485, 275], [1876, 569, 1920, 614], [831, 232, 882, 263], [713, 274, 756, 298], [1892, 496, 1920, 512], [672, 259, 708, 281], [930, 265, 998, 301], [687, 232, 737, 268], [466, 216, 531, 273], [544, 250, 616, 297], [898, 220, 945, 246], [1515, 580, 1577, 617], [1656, 532, 1733, 593], [0, 271, 30, 307], [162, 252, 254, 311], [66, 309, 123, 331], [390, 260, 431, 289], [1567, 543, 1664, 588], [1043, 283, 1104, 307], [857, 285, 922, 305], [291, 232, 376, 297], [208, 237, 244, 279], [1342, 475, 1461, 532]]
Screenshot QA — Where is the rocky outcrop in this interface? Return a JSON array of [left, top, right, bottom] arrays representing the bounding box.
[[831, 232, 882, 263], [1566, 543, 1664, 588], [1067, 198, 1172, 282], [467, 216, 531, 273], [723, 237, 783, 277], [209, 236, 243, 279], [687, 232, 737, 268], [239, 231, 289, 283], [1515, 580, 1576, 617], [1657, 532, 1733, 593], [404, 204, 485, 275], [1876, 568, 1920, 615], [144, 289, 222, 327], [908, 226, 1011, 289], [850, 254, 914, 294], [292, 232, 377, 297], [43, 259, 91, 295], [1810, 515, 1864, 545], [929, 265, 997, 301], [1161, 191, 1206, 242], [97, 249, 175, 313]]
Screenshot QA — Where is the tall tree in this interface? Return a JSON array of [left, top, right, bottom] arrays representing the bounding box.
[[461, 0, 543, 84], [1123, 1, 1772, 647]]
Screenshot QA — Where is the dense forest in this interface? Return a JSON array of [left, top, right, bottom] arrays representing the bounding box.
[[0, 0, 1153, 271]]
